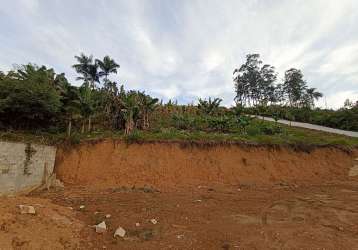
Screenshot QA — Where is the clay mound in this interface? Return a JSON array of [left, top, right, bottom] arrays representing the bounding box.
[[0, 196, 84, 249], [55, 140, 357, 189]]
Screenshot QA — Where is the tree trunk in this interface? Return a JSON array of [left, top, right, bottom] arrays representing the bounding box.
[[81, 121, 85, 133], [125, 116, 134, 135], [67, 119, 72, 137], [88, 116, 92, 132]]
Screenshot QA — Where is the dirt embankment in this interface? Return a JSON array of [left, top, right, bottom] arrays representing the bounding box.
[[55, 140, 357, 189]]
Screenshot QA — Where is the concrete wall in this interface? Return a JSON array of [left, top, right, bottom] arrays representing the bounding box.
[[0, 141, 56, 195]]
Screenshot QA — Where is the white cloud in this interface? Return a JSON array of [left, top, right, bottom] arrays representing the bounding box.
[[0, 0, 357, 107]]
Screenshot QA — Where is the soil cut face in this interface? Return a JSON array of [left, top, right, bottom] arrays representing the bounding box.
[[55, 141, 356, 189], [1, 142, 357, 249]]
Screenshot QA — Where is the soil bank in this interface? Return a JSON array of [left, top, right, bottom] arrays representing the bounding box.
[[55, 140, 357, 189]]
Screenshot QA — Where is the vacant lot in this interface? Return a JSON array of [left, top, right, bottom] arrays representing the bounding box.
[[0, 181, 357, 250]]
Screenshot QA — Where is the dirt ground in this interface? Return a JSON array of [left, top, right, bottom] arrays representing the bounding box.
[[1, 181, 358, 250]]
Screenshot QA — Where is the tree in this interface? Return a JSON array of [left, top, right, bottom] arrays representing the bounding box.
[[282, 68, 306, 107], [120, 91, 140, 135], [61, 84, 81, 136], [0, 64, 62, 129], [138, 92, 159, 129], [73, 54, 101, 132], [72, 53, 99, 90], [96, 56, 120, 86], [198, 97, 222, 115], [234, 54, 277, 106], [304, 88, 323, 108]]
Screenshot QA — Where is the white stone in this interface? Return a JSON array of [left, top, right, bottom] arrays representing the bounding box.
[[150, 219, 158, 224], [95, 221, 107, 233], [105, 214, 111, 218], [135, 222, 140, 227], [18, 205, 36, 215], [79, 205, 85, 209], [114, 226, 126, 238], [349, 165, 358, 177]]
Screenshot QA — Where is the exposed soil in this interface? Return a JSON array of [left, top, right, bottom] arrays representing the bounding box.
[[1, 142, 357, 249], [55, 141, 356, 189], [0, 196, 84, 249], [2, 181, 356, 249]]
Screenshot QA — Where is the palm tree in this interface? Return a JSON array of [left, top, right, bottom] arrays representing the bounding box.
[[96, 56, 120, 86], [304, 88, 323, 108], [73, 53, 99, 90], [73, 54, 100, 132]]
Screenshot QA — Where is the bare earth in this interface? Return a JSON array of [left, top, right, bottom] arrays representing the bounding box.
[[1, 181, 358, 250]]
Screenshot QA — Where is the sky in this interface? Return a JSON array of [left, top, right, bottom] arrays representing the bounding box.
[[0, 0, 357, 109]]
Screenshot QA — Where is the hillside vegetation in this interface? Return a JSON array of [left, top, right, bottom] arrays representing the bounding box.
[[0, 53, 357, 146]]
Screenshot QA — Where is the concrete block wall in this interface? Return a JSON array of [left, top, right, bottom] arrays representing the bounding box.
[[0, 141, 56, 195]]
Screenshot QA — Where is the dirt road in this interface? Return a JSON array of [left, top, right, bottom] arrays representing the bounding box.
[[2, 182, 357, 249]]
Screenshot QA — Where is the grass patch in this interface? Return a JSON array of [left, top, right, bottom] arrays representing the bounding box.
[[1, 118, 357, 147]]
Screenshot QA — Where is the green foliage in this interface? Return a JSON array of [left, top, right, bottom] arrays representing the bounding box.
[[234, 54, 323, 108], [198, 97, 222, 115], [0, 65, 62, 129], [0, 56, 356, 148]]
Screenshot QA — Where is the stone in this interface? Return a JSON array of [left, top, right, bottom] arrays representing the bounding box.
[[114, 226, 126, 238], [150, 219, 158, 224], [95, 221, 107, 233], [105, 214, 111, 218], [135, 222, 140, 227], [18, 205, 36, 215], [79, 205, 85, 210], [348, 165, 358, 177]]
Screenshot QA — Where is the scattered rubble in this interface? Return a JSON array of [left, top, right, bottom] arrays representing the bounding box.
[[95, 221, 107, 233], [18, 205, 36, 215], [114, 226, 126, 238]]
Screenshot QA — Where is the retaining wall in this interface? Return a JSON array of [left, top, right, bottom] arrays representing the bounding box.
[[0, 141, 56, 195]]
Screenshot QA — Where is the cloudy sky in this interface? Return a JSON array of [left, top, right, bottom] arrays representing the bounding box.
[[1, 0, 357, 108]]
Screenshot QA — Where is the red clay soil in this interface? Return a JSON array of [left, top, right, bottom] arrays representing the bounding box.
[[0, 196, 85, 249], [30, 181, 358, 250], [1, 142, 358, 249], [55, 140, 356, 189]]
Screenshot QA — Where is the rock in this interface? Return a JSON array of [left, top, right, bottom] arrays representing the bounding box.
[[79, 205, 85, 210], [135, 222, 140, 227], [150, 219, 158, 224], [95, 221, 107, 233], [53, 178, 65, 189], [18, 205, 36, 215], [105, 214, 111, 218], [114, 226, 126, 238], [348, 165, 358, 177]]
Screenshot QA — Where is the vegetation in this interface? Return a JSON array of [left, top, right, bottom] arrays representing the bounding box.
[[0, 53, 357, 147]]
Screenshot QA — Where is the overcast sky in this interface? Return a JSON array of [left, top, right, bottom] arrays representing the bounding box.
[[1, 0, 357, 108]]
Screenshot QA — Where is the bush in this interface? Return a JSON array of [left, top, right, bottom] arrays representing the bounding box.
[[207, 116, 234, 132]]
